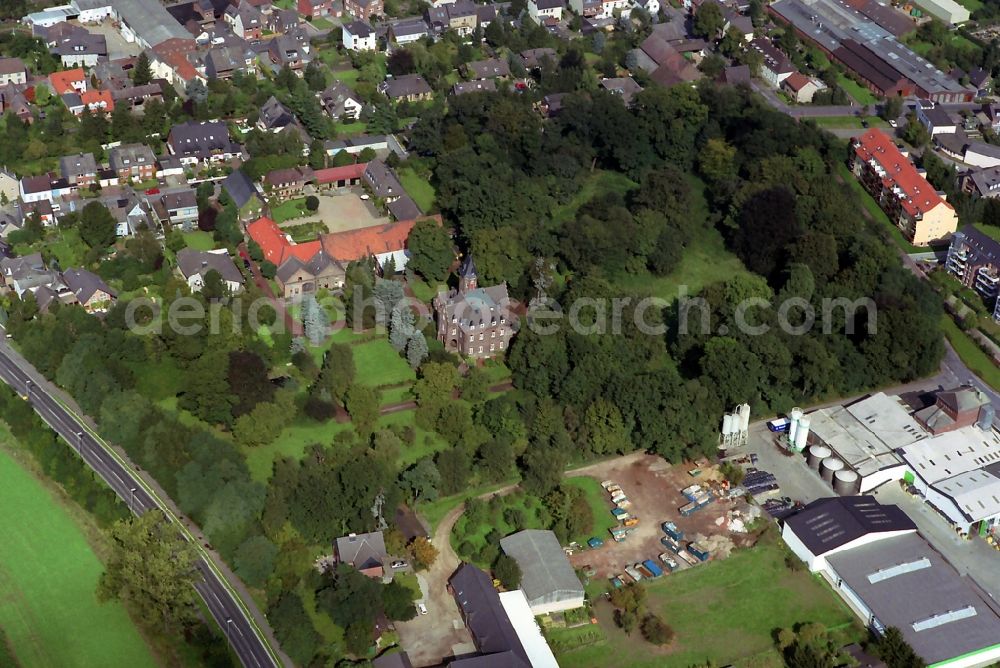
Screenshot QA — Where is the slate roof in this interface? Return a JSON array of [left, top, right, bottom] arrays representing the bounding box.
[[379, 73, 432, 99], [783, 496, 916, 556], [115, 0, 193, 46], [452, 79, 497, 95], [465, 58, 510, 79], [62, 267, 115, 302], [259, 95, 297, 130], [221, 169, 260, 209], [449, 564, 529, 667], [59, 153, 98, 180], [168, 120, 240, 160], [109, 143, 157, 172], [387, 194, 421, 220], [335, 531, 387, 571], [176, 248, 243, 284], [344, 20, 374, 38]]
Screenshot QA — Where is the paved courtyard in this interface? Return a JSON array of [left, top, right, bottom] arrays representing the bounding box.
[[76, 20, 141, 60], [280, 191, 388, 234]]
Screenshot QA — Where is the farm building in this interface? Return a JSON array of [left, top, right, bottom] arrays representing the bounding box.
[[914, 0, 970, 24], [499, 530, 585, 615]]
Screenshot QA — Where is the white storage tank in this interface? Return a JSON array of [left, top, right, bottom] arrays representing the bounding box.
[[739, 403, 751, 431], [834, 469, 861, 496], [807, 445, 832, 469], [820, 457, 845, 484], [789, 407, 803, 443], [722, 414, 734, 435], [794, 417, 811, 452]]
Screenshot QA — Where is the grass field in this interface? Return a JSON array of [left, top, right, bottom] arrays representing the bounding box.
[[271, 198, 309, 223], [335, 121, 367, 135], [397, 168, 436, 212], [182, 230, 215, 251], [0, 440, 155, 667], [957, 0, 983, 11], [835, 74, 879, 106], [353, 338, 416, 387], [565, 476, 619, 543], [551, 537, 861, 667]]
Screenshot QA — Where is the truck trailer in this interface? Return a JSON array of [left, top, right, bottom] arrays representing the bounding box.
[[687, 542, 711, 562], [642, 559, 664, 578], [661, 521, 684, 541]]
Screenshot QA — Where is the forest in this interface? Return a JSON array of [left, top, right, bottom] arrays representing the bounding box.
[[1, 81, 945, 665]]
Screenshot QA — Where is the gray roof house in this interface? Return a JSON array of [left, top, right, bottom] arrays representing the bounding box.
[[258, 95, 298, 132], [221, 169, 263, 217], [59, 152, 99, 185], [167, 120, 242, 164], [319, 81, 363, 120], [335, 531, 388, 578], [61, 268, 116, 312], [449, 564, 529, 668], [452, 79, 496, 96], [378, 74, 433, 101], [464, 58, 510, 79], [363, 159, 404, 200], [1, 252, 58, 296], [176, 248, 244, 293], [498, 530, 585, 614]]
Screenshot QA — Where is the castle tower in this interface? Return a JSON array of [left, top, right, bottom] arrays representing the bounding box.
[[458, 254, 477, 293]]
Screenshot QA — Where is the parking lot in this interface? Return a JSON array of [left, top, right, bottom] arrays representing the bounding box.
[[566, 454, 758, 582]]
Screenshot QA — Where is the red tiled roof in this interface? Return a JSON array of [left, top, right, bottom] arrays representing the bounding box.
[[152, 38, 200, 83], [81, 89, 114, 112], [783, 72, 812, 92], [248, 215, 324, 265], [321, 218, 419, 262], [313, 162, 368, 184], [853, 129, 954, 218], [49, 68, 86, 95]]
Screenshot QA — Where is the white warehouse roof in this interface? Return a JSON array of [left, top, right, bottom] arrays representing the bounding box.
[[901, 426, 1000, 485], [498, 590, 559, 668], [934, 469, 1000, 523]]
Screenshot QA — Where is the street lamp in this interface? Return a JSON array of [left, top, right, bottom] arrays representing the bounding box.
[[129, 487, 137, 514], [76, 432, 85, 454], [225, 618, 234, 648]]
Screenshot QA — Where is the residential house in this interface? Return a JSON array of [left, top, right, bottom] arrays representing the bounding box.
[[0, 87, 34, 124], [446, 0, 478, 36], [520, 48, 557, 70], [363, 159, 404, 201], [298, 0, 335, 17], [269, 8, 302, 33], [850, 129, 958, 246], [62, 268, 115, 312], [267, 33, 312, 73], [205, 45, 257, 80], [335, 531, 388, 579], [79, 89, 114, 115], [433, 255, 514, 359], [600, 0, 630, 18], [320, 217, 418, 271], [342, 20, 377, 51], [632, 0, 659, 15], [50, 28, 107, 67], [313, 162, 367, 188], [961, 167, 1000, 199], [634, 34, 701, 86], [167, 120, 242, 166], [969, 66, 992, 97], [148, 188, 199, 230], [59, 153, 98, 188], [463, 58, 510, 80], [378, 74, 433, 102], [247, 215, 346, 297], [48, 68, 87, 95], [224, 1, 264, 40], [264, 166, 311, 198], [221, 169, 264, 219], [19, 173, 72, 204], [600, 76, 642, 105], [148, 38, 202, 87], [476, 3, 498, 28], [750, 37, 796, 87], [112, 84, 164, 112], [528, 0, 564, 21], [79, 189, 152, 236], [319, 81, 363, 120], [570, 0, 603, 18], [0, 253, 60, 296], [781, 72, 826, 103], [387, 194, 420, 221], [538, 92, 568, 118], [17, 199, 56, 226], [345, 0, 384, 19], [0, 58, 27, 86], [156, 155, 185, 179], [176, 248, 245, 293], [452, 79, 496, 95], [258, 95, 299, 132], [109, 143, 157, 182], [388, 18, 429, 44]]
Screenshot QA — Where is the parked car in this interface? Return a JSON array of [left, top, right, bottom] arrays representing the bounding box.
[[391, 560, 408, 569], [417, 602, 428, 615], [587, 537, 604, 548]]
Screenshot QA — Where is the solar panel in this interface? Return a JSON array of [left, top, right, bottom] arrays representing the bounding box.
[[912, 606, 977, 632], [867, 557, 931, 583]]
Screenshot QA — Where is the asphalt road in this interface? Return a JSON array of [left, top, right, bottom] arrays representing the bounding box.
[[0, 337, 282, 668]]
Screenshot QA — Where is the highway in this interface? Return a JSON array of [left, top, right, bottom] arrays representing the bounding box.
[[0, 337, 284, 668]]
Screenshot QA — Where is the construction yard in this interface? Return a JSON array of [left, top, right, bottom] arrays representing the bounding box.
[[566, 455, 760, 581]]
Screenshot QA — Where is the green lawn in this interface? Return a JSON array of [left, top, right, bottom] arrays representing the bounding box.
[[563, 476, 618, 545], [45, 229, 88, 268], [941, 314, 1000, 391], [285, 221, 328, 243], [397, 168, 436, 213], [551, 171, 638, 225], [182, 230, 216, 251], [811, 116, 888, 129], [335, 121, 367, 135], [311, 16, 335, 29], [407, 276, 441, 303], [271, 198, 309, 223], [835, 74, 879, 106], [352, 338, 416, 387], [0, 439, 155, 667], [331, 68, 361, 87], [957, 0, 983, 11], [974, 223, 1000, 243], [551, 536, 861, 667]]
